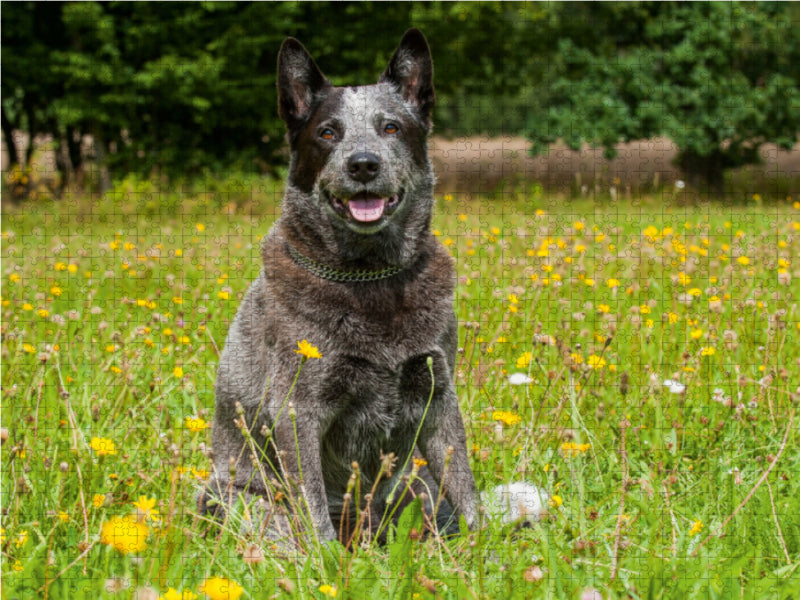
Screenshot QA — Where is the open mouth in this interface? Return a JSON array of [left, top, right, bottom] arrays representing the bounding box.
[[326, 190, 402, 225]]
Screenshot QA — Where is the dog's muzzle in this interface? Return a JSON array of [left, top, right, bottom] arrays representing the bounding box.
[[324, 189, 403, 232]]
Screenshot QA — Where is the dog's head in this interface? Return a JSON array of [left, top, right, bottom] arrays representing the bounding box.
[[277, 29, 435, 246]]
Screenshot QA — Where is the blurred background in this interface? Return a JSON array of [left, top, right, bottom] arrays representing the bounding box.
[[2, 1, 799, 202]]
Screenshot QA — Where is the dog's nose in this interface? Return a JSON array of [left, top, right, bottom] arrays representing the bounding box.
[[346, 152, 381, 182]]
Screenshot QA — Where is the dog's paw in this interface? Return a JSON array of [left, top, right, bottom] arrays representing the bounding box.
[[480, 482, 550, 526]]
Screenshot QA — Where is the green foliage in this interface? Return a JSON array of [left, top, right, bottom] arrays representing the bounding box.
[[2, 2, 798, 192], [527, 2, 800, 192]]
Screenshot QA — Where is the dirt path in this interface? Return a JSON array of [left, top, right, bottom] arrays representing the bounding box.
[[429, 136, 800, 195]]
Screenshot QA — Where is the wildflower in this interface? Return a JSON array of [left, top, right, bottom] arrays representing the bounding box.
[[667, 312, 679, 324], [12, 560, 23, 572], [58, 511, 69, 523], [90, 437, 117, 456], [319, 585, 338, 598], [508, 373, 533, 385], [700, 347, 716, 357], [663, 379, 686, 394], [199, 577, 243, 600], [516, 351, 532, 370], [100, 515, 149, 554], [548, 494, 563, 507], [195, 223, 206, 232], [173, 367, 184, 379], [23, 343, 36, 354], [492, 410, 522, 426], [597, 303, 611, 314], [690, 328, 703, 340], [185, 416, 209, 433], [606, 278, 620, 289], [191, 467, 210, 480], [295, 340, 322, 359], [37, 309, 50, 318], [161, 589, 198, 600], [14, 530, 28, 547], [560, 442, 591, 457], [689, 519, 703, 536], [133, 496, 161, 522], [217, 291, 230, 300], [587, 355, 606, 370], [93, 494, 106, 508], [736, 256, 750, 266]]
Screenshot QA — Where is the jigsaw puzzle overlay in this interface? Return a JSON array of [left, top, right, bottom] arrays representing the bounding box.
[[2, 4, 799, 599]]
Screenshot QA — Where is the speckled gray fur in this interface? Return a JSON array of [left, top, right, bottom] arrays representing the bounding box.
[[201, 29, 478, 544]]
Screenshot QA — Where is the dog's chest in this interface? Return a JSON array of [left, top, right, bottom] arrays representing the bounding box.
[[320, 351, 440, 476]]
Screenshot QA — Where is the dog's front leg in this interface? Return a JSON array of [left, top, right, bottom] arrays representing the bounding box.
[[418, 386, 479, 529], [272, 406, 338, 542]]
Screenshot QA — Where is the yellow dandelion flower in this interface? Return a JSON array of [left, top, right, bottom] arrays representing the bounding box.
[[100, 515, 149, 554], [92, 494, 106, 508], [37, 309, 50, 318], [606, 278, 620, 288], [516, 352, 532, 370], [587, 355, 606, 369], [90, 437, 117, 456], [67, 263, 78, 273], [55, 262, 67, 271], [185, 416, 209, 433], [667, 312, 679, 324], [191, 467, 210, 480], [161, 589, 199, 600], [492, 410, 522, 426], [217, 291, 230, 300], [700, 347, 716, 356], [199, 577, 243, 600], [737, 256, 750, 266], [195, 223, 206, 232], [548, 494, 563, 507], [173, 367, 184, 379], [133, 495, 161, 522], [295, 339, 322, 359], [14, 530, 28, 547], [319, 585, 338, 598], [12, 560, 23, 572], [570, 353, 584, 364], [9, 273, 20, 282], [58, 511, 69, 523], [690, 328, 703, 340], [689, 519, 703, 536]]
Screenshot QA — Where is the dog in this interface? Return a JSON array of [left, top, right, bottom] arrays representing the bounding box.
[[201, 29, 545, 546], [200, 28, 478, 544]]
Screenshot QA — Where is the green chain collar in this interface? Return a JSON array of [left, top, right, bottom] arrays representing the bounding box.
[[286, 243, 405, 283]]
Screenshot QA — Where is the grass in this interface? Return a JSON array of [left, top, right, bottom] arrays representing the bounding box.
[[2, 181, 800, 599]]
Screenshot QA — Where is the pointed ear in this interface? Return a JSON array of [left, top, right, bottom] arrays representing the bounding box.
[[277, 38, 330, 131], [379, 28, 434, 122]]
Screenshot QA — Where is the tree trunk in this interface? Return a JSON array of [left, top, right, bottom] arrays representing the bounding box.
[[676, 150, 725, 196], [1, 105, 20, 167]]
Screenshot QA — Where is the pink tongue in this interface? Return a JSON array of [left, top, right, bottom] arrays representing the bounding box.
[[348, 197, 386, 222]]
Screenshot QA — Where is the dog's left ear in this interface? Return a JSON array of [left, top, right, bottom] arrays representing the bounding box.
[[379, 28, 435, 123]]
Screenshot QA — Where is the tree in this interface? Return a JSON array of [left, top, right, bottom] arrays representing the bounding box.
[[526, 2, 800, 193]]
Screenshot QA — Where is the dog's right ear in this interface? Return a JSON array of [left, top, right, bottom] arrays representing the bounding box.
[[277, 38, 330, 131]]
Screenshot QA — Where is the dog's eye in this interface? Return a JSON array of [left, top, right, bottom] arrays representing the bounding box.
[[320, 128, 335, 140], [384, 123, 399, 135]]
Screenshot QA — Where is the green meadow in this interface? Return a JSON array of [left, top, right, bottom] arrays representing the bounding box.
[[2, 180, 799, 599]]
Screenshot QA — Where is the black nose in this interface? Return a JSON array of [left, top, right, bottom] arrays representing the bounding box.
[[346, 152, 381, 182]]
